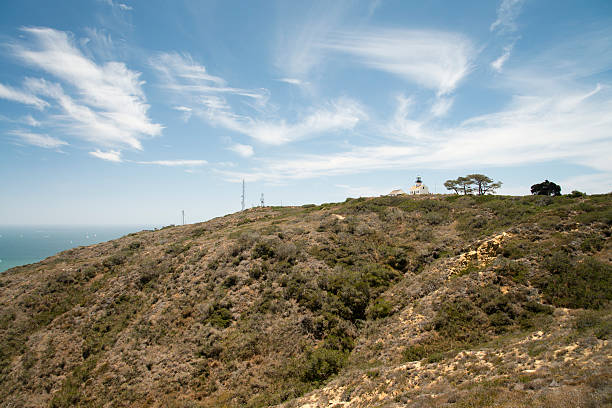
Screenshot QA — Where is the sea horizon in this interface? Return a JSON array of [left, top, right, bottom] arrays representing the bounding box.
[[0, 224, 157, 273]]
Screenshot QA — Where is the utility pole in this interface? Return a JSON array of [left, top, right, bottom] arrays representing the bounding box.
[[241, 179, 245, 211], [181, 210, 185, 225]]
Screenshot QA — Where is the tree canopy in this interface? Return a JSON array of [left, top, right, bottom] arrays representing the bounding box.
[[444, 174, 502, 195], [531, 180, 561, 196]]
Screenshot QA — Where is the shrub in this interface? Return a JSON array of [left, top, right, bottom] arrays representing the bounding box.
[[252, 241, 276, 260], [222, 275, 239, 288], [538, 254, 612, 309], [402, 344, 428, 362], [580, 235, 604, 252], [495, 258, 529, 284], [433, 298, 487, 343], [206, 305, 233, 328], [299, 348, 347, 383], [367, 298, 393, 320]]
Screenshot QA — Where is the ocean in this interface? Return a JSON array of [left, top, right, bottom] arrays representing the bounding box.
[[0, 225, 153, 273]]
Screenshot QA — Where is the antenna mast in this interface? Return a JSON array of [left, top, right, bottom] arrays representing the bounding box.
[[241, 179, 245, 211]]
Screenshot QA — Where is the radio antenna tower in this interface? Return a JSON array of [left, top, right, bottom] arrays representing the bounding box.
[[241, 179, 245, 211], [260, 193, 264, 207]]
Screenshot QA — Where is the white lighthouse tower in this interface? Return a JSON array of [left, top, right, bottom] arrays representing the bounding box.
[[409, 176, 430, 195]]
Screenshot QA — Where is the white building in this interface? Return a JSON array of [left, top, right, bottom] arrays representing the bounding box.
[[409, 176, 430, 195], [387, 189, 406, 196]]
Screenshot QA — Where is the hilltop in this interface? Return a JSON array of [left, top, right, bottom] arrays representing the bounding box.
[[0, 194, 610, 407]]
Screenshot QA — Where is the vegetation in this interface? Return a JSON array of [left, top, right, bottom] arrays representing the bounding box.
[[531, 179, 562, 196], [445, 173, 503, 195], [0, 193, 610, 407]]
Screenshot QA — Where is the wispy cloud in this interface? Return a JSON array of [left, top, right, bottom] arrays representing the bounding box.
[[89, 149, 122, 162], [228, 143, 254, 157], [385, 95, 426, 141], [335, 184, 390, 197], [490, 0, 525, 33], [277, 78, 305, 86], [11, 130, 68, 149], [9, 27, 162, 150], [209, 97, 366, 145], [134, 159, 207, 167], [0, 83, 49, 109], [274, 2, 349, 80], [491, 43, 514, 72], [23, 115, 41, 127], [151, 52, 268, 101], [102, 0, 132, 11], [431, 96, 454, 117], [321, 29, 475, 95], [219, 82, 612, 184], [154, 52, 366, 145], [173, 105, 193, 121]]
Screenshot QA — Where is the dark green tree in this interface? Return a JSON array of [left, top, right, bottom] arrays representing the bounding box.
[[458, 176, 475, 195], [531, 180, 561, 196], [444, 179, 460, 194], [467, 174, 502, 195]]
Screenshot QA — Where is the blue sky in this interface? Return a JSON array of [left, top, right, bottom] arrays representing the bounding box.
[[0, 0, 611, 225]]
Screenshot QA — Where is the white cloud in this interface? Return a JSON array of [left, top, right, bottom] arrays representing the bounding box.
[[490, 0, 525, 33], [220, 81, 612, 186], [10, 27, 162, 150], [11, 130, 68, 149], [173, 105, 193, 121], [23, 115, 41, 127], [228, 143, 254, 157], [89, 149, 122, 162], [102, 0, 132, 11], [386, 95, 426, 140], [335, 184, 390, 197], [274, 2, 348, 80], [153, 52, 366, 145], [559, 173, 612, 195], [431, 97, 454, 117], [151, 52, 267, 101], [491, 43, 514, 72], [321, 29, 475, 95], [134, 159, 208, 166], [0, 83, 49, 109], [277, 78, 305, 86], [205, 97, 366, 145]]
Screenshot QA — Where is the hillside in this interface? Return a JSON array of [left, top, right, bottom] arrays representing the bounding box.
[[0, 194, 610, 407]]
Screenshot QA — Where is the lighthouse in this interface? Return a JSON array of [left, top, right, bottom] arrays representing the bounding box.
[[409, 176, 430, 195]]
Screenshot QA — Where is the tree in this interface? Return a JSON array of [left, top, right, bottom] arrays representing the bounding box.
[[444, 179, 460, 194], [531, 180, 561, 196], [467, 174, 502, 195], [457, 176, 475, 195]]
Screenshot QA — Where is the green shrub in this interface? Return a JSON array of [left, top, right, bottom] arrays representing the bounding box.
[[574, 310, 611, 340], [252, 241, 276, 260], [367, 298, 393, 320], [402, 344, 428, 362], [299, 348, 347, 383], [539, 254, 612, 309], [433, 298, 487, 343], [165, 242, 191, 255], [495, 258, 529, 284], [580, 235, 604, 252], [206, 305, 233, 328]]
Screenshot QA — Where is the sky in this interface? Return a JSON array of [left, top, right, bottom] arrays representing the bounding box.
[[0, 0, 611, 226]]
